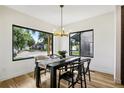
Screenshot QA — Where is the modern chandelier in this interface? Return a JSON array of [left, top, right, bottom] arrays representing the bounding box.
[[54, 5, 68, 37]]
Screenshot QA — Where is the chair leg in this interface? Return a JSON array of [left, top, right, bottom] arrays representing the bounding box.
[[71, 78, 74, 88], [72, 85, 74, 88], [80, 76, 83, 88], [72, 83, 74, 88], [58, 79, 60, 88], [45, 69, 47, 75], [88, 70, 91, 81], [68, 81, 70, 86], [83, 74, 87, 88]]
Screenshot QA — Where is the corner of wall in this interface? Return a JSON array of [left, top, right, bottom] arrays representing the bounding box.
[[114, 5, 121, 84]]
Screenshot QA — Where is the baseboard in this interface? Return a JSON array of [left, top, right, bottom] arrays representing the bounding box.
[[114, 78, 121, 84], [90, 70, 113, 76], [0, 69, 34, 81]]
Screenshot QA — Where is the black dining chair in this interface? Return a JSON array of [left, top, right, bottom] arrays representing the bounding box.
[[58, 61, 84, 88]]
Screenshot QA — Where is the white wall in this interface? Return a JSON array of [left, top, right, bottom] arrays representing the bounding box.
[[61, 12, 115, 75], [0, 6, 57, 81], [0, 6, 119, 82]]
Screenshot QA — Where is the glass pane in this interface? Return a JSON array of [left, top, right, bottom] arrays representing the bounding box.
[[70, 33, 80, 56], [13, 25, 53, 61], [81, 31, 93, 57]]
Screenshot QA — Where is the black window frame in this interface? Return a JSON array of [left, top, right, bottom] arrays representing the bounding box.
[[69, 29, 94, 58], [12, 24, 53, 61]]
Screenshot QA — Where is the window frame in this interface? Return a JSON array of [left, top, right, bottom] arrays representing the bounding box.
[[69, 29, 94, 58], [69, 32, 81, 56], [12, 24, 53, 61]]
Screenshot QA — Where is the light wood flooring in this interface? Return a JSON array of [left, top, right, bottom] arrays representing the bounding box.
[[0, 71, 124, 88]]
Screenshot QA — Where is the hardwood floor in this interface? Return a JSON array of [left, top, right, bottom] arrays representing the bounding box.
[[0, 71, 124, 88]]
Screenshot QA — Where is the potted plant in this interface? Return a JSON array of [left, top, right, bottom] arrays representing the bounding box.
[[58, 50, 67, 58]]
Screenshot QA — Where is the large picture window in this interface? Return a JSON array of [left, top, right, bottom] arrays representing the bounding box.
[[69, 29, 94, 57], [12, 25, 53, 61]]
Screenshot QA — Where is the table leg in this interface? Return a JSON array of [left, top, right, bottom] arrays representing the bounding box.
[[50, 67, 57, 88], [36, 64, 41, 87]]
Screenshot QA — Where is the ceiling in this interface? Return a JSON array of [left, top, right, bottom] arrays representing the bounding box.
[[6, 5, 115, 26]]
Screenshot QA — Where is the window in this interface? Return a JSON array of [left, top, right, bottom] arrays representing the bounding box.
[[69, 29, 94, 57], [69, 33, 80, 56], [12, 25, 53, 61]]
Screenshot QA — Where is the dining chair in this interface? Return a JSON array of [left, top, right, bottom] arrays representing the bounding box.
[[58, 61, 84, 88], [34, 55, 49, 79]]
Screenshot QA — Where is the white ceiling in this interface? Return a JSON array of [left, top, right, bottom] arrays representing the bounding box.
[[6, 5, 115, 26]]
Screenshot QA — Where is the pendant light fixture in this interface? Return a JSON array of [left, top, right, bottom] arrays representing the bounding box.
[[54, 5, 68, 37]]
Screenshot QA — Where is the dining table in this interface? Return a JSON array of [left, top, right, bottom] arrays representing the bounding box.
[[35, 56, 80, 88]]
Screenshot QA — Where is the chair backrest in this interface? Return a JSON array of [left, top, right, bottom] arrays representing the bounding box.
[[68, 60, 87, 78], [81, 58, 91, 74], [58, 58, 91, 74], [58, 60, 81, 73], [65, 60, 84, 74], [35, 55, 49, 61]]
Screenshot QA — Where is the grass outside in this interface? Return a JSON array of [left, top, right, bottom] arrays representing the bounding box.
[[72, 51, 79, 55]]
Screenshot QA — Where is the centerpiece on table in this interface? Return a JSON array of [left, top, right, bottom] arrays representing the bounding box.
[[58, 50, 67, 59]]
